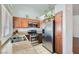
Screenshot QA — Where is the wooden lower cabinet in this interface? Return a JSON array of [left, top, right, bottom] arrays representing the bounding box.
[[37, 33, 42, 43], [73, 37, 79, 54]]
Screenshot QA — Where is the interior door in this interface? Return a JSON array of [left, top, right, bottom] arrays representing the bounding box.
[[55, 11, 63, 54]]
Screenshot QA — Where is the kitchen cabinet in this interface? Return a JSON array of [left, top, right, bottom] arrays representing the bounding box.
[[36, 20, 40, 28], [73, 37, 79, 54], [37, 33, 42, 43], [13, 17, 29, 28], [13, 17, 41, 28], [28, 19, 40, 28], [55, 11, 63, 54], [13, 17, 21, 28], [21, 18, 28, 28]]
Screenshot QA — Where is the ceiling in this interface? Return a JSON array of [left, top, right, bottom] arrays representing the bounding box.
[[13, 4, 55, 19]]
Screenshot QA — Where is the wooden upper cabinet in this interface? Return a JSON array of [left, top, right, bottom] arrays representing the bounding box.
[[28, 19, 41, 28], [13, 16, 41, 28], [28, 18, 32, 23], [13, 17, 29, 28], [21, 18, 28, 28], [33, 20, 40, 28], [35, 20, 41, 28], [13, 17, 21, 28], [38, 20, 41, 28]]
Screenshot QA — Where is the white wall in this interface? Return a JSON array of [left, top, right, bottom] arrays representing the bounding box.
[[16, 28, 42, 34], [73, 5, 79, 38], [0, 5, 2, 53], [13, 9, 39, 19], [0, 5, 13, 53], [55, 4, 73, 54], [64, 5, 73, 54], [0, 5, 2, 39], [0, 5, 13, 45], [13, 4, 55, 19], [73, 15, 79, 37]]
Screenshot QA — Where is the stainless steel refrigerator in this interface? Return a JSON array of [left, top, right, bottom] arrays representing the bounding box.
[[42, 21, 55, 53]]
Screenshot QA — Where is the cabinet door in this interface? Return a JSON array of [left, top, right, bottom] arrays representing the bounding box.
[[73, 37, 79, 54], [33, 20, 40, 28], [21, 18, 28, 28], [13, 17, 29, 28], [16, 18, 21, 28], [37, 20, 41, 28], [55, 11, 63, 54], [13, 17, 21, 28]]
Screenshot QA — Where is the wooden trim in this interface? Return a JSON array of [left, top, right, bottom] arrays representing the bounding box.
[[55, 11, 63, 54]]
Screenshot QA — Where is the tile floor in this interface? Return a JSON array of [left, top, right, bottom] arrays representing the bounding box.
[[33, 44, 51, 54], [12, 41, 37, 54], [12, 40, 51, 54]]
